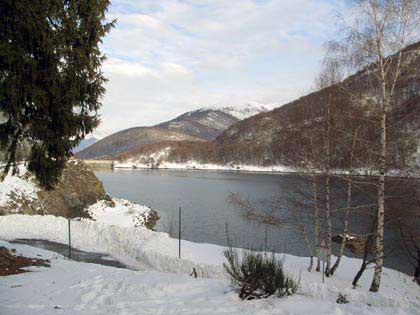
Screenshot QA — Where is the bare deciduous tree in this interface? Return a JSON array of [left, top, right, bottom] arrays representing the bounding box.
[[329, 0, 420, 292]]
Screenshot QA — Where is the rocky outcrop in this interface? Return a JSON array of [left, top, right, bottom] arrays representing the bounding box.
[[36, 161, 113, 218], [2, 161, 112, 218]]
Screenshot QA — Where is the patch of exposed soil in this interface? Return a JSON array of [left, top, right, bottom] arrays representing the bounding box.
[[0, 247, 50, 276]]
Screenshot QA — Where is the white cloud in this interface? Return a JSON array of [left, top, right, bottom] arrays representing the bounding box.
[[103, 58, 156, 77], [160, 62, 192, 77], [94, 0, 348, 137]]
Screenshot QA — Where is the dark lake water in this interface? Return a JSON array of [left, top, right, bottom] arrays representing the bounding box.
[[95, 169, 412, 275]]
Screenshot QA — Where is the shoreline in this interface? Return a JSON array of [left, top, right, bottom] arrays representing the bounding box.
[[104, 160, 420, 179]]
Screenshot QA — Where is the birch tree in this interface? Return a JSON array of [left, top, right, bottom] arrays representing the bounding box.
[[330, 0, 420, 291], [315, 57, 344, 276]]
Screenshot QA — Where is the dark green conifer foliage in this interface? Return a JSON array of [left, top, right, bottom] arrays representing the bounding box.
[[0, 0, 114, 189]]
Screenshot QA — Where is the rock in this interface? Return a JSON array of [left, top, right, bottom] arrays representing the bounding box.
[[144, 209, 160, 230], [4, 161, 113, 218]]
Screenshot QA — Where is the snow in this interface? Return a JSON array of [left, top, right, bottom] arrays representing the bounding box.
[[0, 163, 38, 211], [113, 159, 420, 178], [114, 160, 295, 173], [0, 214, 222, 276], [216, 103, 269, 120], [85, 198, 152, 228], [0, 224, 419, 315], [188, 102, 270, 120]]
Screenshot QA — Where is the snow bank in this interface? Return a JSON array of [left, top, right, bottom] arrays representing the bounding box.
[[0, 214, 223, 277], [86, 198, 152, 228]]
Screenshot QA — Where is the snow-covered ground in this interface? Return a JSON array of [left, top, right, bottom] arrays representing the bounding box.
[[0, 214, 419, 315], [86, 198, 153, 228]]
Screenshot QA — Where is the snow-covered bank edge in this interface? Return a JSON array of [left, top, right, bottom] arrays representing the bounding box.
[[113, 160, 420, 178], [114, 160, 294, 173]]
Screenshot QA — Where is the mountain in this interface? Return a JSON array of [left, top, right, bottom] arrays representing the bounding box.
[[156, 109, 237, 141], [76, 104, 268, 159], [73, 137, 98, 153], [75, 127, 203, 160], [156, 103, 268, 140]]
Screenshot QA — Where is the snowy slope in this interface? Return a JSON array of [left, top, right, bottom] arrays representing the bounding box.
[[0, 229, 419, 315], [191, 102, 269, 120], [211, 102, 270, 120]]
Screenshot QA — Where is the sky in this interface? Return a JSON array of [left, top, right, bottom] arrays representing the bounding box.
[[96, 0, 348, 138]]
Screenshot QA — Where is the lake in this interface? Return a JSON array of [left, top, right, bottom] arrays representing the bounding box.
[[95, 169, 411, 274]]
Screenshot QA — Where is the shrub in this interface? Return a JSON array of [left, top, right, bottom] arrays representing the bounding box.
[[223, 248, 299, 300], [336, 294, 349, 304]]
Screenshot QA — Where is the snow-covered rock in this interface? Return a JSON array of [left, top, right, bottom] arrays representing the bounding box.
[[0, 163, 38, 213], [86, 198, 153, 228]]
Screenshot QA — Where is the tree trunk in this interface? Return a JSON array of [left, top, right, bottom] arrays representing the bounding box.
[[302, 226, 314, 272], [370, 90, 387, 292], [330, 182, 350, 276], [325, 103, 332, 277], [352, 260, 367, 287], [414, 250, 420, 286], [312, 173, 321, 272], [325, 173, 332, 277], [330, 127, 359, 275]]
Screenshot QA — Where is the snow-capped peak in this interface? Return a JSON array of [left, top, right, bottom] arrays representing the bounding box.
[[191, 102, 270, 120], [216, 103, 269, 120]]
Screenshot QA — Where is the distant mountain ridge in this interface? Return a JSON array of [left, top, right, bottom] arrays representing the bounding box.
[[76, 104, 268, 159], [73, 137, 97, 153], [75, 127, 203, 160]]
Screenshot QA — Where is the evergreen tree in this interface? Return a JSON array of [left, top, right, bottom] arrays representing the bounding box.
[[0, 0, 114, 189]]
